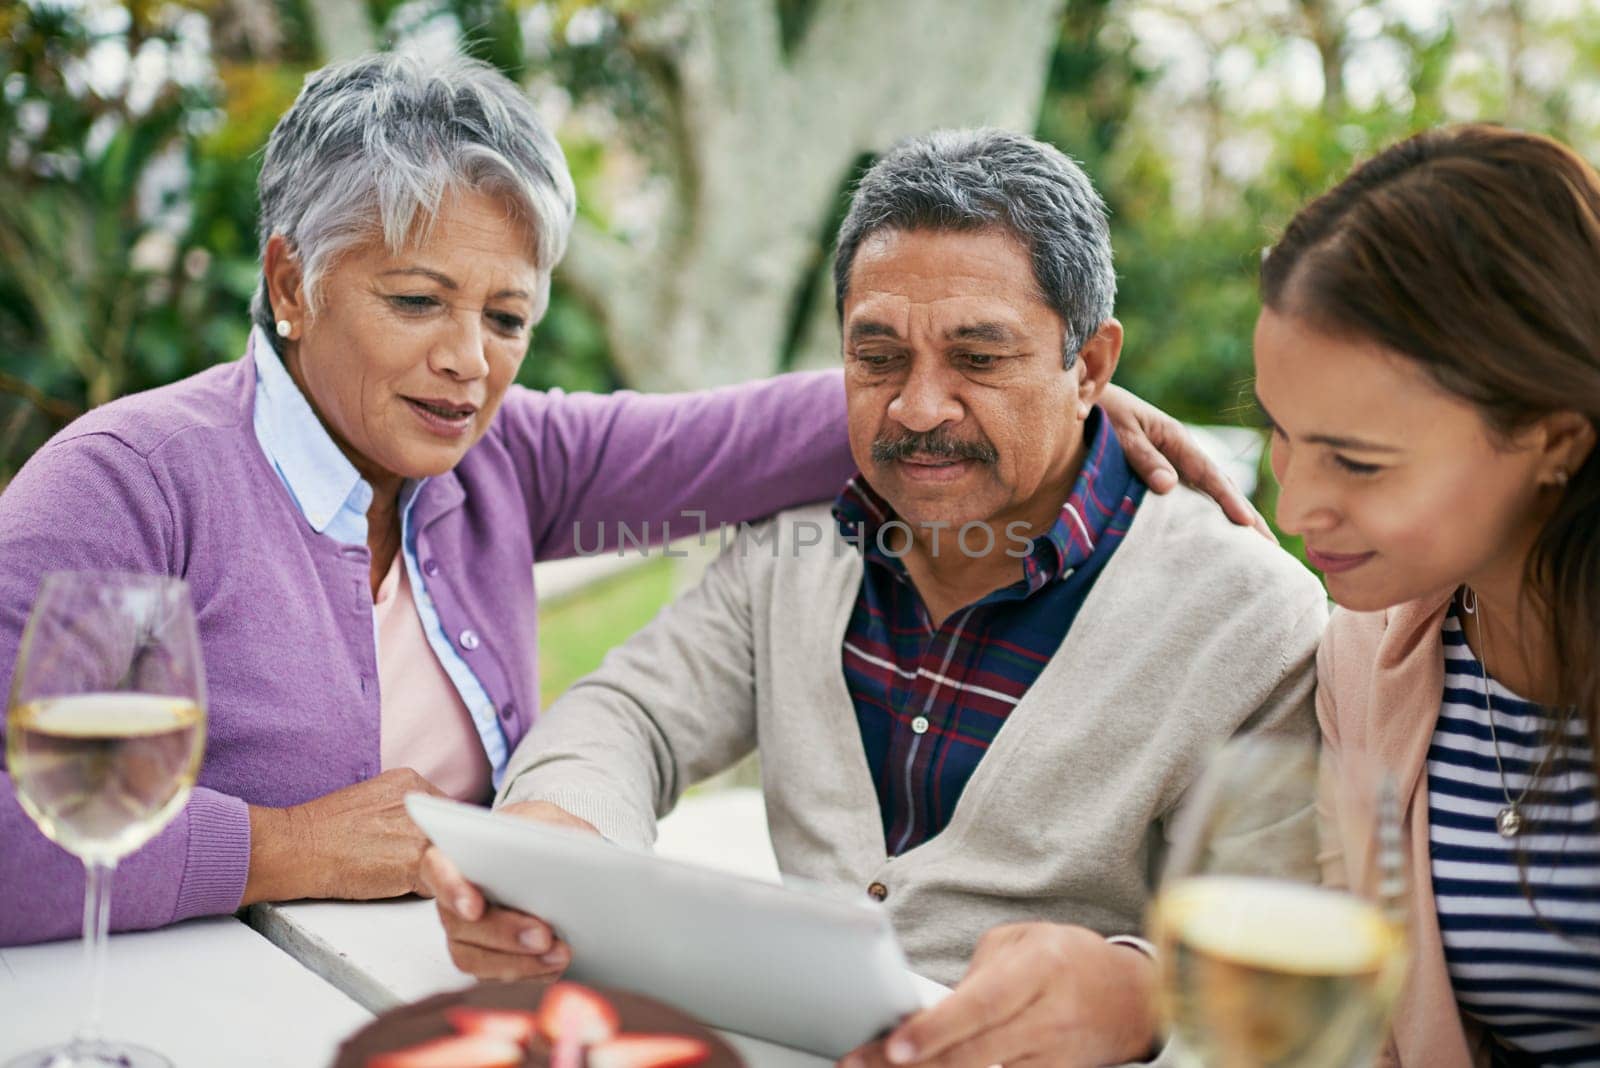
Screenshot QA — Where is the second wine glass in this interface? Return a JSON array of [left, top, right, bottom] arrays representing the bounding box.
[[1148, 736, 1407, 1068]]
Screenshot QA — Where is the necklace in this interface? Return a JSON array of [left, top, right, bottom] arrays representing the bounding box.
[[1460, 586, 1549, 838]]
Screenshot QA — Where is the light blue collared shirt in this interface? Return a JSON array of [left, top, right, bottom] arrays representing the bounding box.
[[249, 328, 511, 781]]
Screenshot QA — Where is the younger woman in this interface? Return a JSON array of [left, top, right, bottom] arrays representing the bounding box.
[[1255, 124, 1600, 1066]]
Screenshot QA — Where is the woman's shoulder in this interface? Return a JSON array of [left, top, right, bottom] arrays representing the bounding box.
[[52, 360, 252, 460], [0, 361, 259, 571], [1323, 593, 1452, 666], [1322, 604, 1390, 661], [1319, 592, 1453, 733], [5, 360, 259, 532]]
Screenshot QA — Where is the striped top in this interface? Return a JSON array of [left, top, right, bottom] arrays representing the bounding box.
[[832, 407, 1143, 854], [1428, 611, 1600, 1066]]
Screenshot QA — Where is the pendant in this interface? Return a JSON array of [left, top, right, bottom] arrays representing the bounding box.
[[1497, 806, 1523, 838]]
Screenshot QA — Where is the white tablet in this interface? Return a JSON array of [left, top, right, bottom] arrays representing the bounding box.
[[406, 793, 925, 1058]]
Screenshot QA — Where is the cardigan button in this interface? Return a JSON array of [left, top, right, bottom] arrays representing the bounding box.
[[498, 701, 516, 721], [458, 629, 480, 651], [422, 558, 439, 577], [867, 881, 888, 902]]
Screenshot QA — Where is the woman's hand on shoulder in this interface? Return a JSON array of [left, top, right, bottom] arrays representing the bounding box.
[[1100, 383, 1275, 542], [242, 767, 446, 905]]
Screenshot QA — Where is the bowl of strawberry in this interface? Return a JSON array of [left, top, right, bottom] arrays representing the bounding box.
[[333, 980, 743, 1068]]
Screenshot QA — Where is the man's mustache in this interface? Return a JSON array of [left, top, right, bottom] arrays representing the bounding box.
[[871, 429, 998, 466]]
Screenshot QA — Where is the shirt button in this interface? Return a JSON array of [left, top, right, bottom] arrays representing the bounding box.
[[422, 558, 439, 577], [867, 882, 888, 902], [911, 716, 930, 735], [458, 629, 480, 651]]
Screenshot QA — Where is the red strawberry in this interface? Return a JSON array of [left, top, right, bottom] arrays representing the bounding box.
[[445, 1007, 540, 1047], [366, 1032, 524, 1068], [536, 982, 621, 1045], [550, 1037, 583, 1068], [587, 1035, 711, 1068]]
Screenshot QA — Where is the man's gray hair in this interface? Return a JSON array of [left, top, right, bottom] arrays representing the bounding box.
[[250, 52, 576, 348], [833, 128, 1115, 365]]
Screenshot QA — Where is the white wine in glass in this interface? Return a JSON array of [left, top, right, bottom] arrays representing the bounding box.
[[1149, 738, 1407, 1068], [5, 573, 207, 1068]]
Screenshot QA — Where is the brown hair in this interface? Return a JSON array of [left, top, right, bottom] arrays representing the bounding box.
[[1261, 124, 1600, 791]]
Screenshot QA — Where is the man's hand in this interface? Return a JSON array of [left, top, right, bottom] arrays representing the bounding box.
[[243, 767, 447, 905], [1100, 384, 1274, 542], [839, 924, 1159, 1068], [419, 800, 601, 981]]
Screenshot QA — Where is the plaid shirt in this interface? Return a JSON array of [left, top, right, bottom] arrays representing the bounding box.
[[833, 407, 1145, 855]]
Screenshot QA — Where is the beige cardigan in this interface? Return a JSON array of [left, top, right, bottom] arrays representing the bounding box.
[[1317, 591, 1489, 1068], [502, 487, 1328, 988]]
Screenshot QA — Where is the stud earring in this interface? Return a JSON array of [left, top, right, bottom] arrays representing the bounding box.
[[1554, 468, 1571, 487], [275, 319, 292, 339]]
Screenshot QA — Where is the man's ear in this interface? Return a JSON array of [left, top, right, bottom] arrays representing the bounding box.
[[1073, 318, 1124, 419], [262, 234, 307, 339]]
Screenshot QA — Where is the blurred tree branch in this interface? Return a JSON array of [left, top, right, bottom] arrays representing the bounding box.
[[0, 373, 79, 424]]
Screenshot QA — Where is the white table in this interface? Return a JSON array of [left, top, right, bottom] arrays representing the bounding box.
[[2, 788, 929, 1065], [245, 788, 839, 1065], [654, 787, 782, 884], [0, 916, 371, 1067], [246, 897, 835, 1067]]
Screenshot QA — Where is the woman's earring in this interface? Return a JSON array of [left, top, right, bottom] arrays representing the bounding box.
[[1551, 468, 1570, 488], [275, 319, 292, 339]]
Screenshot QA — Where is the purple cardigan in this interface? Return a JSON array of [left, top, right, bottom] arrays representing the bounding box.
[[0, 351, 851, 945]]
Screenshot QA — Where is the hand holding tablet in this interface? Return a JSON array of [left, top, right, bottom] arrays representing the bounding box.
[[408, 793, 926, 1059], [423, 799, 602, 981]]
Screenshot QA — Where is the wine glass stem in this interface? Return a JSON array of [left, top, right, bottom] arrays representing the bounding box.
[[73, 858, 116, 1054]]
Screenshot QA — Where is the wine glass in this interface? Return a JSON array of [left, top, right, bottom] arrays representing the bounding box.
[[1148, 736, 1407, 1068], [5, 572, 207, 1068]]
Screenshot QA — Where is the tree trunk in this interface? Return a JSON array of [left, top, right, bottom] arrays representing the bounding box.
[[1505, 0, 1528, 123], [1299, 0, 1345, 114], [306, 0, 376, 65], [558, 0, 1069, 391]]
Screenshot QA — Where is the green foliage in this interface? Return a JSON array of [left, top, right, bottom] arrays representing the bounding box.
[[0, 0, 618, 482], [537, 555, 674, 706], [0, 3, 252, 482], [449, 0, 529, 82], [1113, 214, 1265, 426], [521, 276, 616, 393], [1030, 0, 1598, 553], [5, 0, 1600, 505]]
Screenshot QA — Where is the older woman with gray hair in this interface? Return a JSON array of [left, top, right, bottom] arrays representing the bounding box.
[[0, 53, 1248, 946]]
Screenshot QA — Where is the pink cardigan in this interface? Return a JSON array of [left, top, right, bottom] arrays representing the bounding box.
[[1317, 591, 1489, 1068]]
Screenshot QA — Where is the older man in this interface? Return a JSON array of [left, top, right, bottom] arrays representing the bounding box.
[[424, 129, 1326, 1066]]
